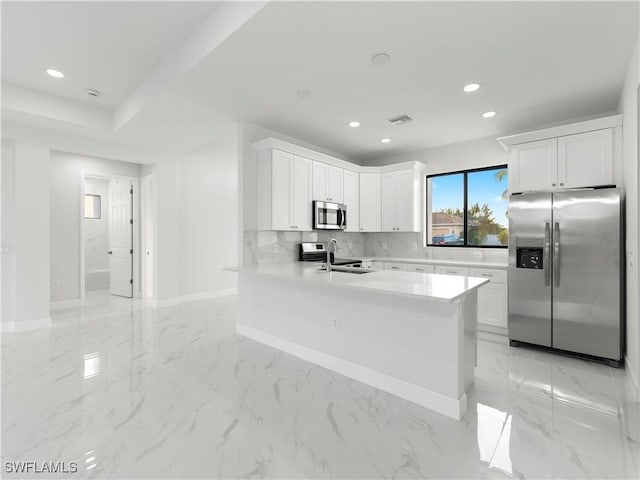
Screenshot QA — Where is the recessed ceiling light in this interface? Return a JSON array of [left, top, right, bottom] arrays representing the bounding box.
[[46, 68, 64, 78], [371, 53, 391, 66], [296, 89, 312, 99], [463, 83, 480, 93], [381, 138, 391, 144], [348, 121, 360, 128], [482, 111, 496, 118]]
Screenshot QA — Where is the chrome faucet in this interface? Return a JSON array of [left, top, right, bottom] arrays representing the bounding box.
[[324, 238, 338, 272]]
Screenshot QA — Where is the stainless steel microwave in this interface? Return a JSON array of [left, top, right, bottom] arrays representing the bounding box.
[[313, 201, 346, 230]]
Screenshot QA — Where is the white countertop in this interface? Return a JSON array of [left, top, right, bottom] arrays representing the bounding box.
[[226, 262, 489, 302], [362, 257, 508, 269]]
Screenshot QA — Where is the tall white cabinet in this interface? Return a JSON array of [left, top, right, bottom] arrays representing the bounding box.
[[343, 169, 359, 232], [359, 173, 381, 232], [381, 169, 419, 232], [257, 149, 313, 231]]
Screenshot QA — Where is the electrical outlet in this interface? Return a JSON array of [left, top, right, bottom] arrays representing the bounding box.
[[273, 244, 279, 254], [412, 242, 418, 251], [331, 316, 339, 329], [382, 242, 387, 250]]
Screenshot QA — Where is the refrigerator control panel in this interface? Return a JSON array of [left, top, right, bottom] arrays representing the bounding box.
[[516, 247, 543, 269]]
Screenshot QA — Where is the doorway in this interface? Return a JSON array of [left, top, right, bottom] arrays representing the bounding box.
[[81, 173, 140, 300]]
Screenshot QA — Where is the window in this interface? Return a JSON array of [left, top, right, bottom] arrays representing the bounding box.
[[427, 165, 508, 247], [84, 194, 101, 219]]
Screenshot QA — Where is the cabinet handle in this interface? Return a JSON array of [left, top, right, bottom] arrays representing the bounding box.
[[481, 273, 493, 277], [552, 183, 556, 187], [391, 266, 400, 270], [360, 228, 363, 231], [560, 183, 564, 186], [415, 268, 425, 272]]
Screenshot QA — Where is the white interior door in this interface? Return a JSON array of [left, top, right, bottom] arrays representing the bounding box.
[[109, 179, 132, 297]]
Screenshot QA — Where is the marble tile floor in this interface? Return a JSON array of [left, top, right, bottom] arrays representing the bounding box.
[[2, 290, 638, 479]]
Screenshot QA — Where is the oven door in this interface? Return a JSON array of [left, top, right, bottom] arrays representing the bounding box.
[[313, 201, 346, 230]]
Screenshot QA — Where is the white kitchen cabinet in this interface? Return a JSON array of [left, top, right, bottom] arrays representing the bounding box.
[[509, 128, 614, 193], [406, 263, 435, 273], [384, 262, 409, 271], [509, 138, 557, 193], [312, 161, 343, 203], [359, 173, 381, 232], [557, 129, 613, 189], [469, 267, 508, 329], [257, 149, 312, 231], [381, 168, 420, 232], [435, 265, 470, 276], [343, 169, 359, 232]]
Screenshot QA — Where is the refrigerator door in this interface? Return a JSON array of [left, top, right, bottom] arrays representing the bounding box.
[[551, 189, 621, 360], [508, 192, 553, 346]]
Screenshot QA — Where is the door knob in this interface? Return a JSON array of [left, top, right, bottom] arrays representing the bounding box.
[[107, 251, 113, 255]]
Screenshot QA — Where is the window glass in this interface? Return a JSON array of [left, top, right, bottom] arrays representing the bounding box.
[[467, 168, 508, 246], [84, 194, 101, 219], [427, 166, 508, 247], [429, 173, 464, 245]]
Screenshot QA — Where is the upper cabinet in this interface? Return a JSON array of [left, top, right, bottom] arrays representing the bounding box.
[[509, 138, 558, 193], [312, 161, 343, 203], [499, 115, 621, 194], [359, 173, 381, 232], [253, 138, 425, 233], [381, 169, 420, 232], [557, 129, 613, 190], [343, 169, 359, 232], [257, 149, 312, 231]]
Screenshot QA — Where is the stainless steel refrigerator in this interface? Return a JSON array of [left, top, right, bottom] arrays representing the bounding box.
[[508, 188, 623, 365]]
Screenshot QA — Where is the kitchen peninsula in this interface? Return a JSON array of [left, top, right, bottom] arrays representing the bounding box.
[[226, 263, 488, 419]]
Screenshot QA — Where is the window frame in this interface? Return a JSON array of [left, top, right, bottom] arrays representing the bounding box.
[[426, 164, 508, 248]]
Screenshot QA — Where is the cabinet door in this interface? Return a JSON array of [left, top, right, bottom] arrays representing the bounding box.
[[557, 129, 613, 189], [477, 283, 508, 328], [312, 161, 328, 201], [291, 156, 313, 231], [385, 262, 408, 271], [434, 265, 469, 276], [327, 165, 344, 203], [406, 263, 435, 273], [359, 173, 381, 232], [395, 169, 414, 231], [380, 172, 397, 232], [510, 139, 558, 193], [271, 150, 293, 230], [343, 170, 359, 232]]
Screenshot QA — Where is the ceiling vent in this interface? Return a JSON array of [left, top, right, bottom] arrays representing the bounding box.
[[387, 114, 414, 126]]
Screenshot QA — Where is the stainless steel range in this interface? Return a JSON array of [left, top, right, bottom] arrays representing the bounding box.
[[299, 242, 362, 267]]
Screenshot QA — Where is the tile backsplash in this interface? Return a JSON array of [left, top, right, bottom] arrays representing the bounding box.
[[244, 230, 507, 265]]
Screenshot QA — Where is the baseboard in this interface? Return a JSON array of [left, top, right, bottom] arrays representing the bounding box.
[[478, 324, 508, 336], [50, 299, 82, 311], [625, 358, 640, 402], [236, 323, 466, 420], [1, 317, 52, 333], [156, 288, 238, 308]]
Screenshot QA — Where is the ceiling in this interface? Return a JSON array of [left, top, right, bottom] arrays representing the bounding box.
[[1, 1, 638, 162]]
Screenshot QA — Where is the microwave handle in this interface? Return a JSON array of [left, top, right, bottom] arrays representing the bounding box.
[[339, 208, 346, 228]]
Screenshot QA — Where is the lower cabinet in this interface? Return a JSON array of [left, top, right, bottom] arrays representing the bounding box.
[[375, 261, 508, 330], [469, 267, 508, 329]]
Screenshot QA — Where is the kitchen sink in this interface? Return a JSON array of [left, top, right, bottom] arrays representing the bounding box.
[[318, 266, 375, 274]]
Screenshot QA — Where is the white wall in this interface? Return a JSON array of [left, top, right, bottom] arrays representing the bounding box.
[[618, 34, 640, 391], [50, 151, 141, 302], [178, 131, 238, 297], [1, 143, 51, 330], [1, 140, 16, 327]]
